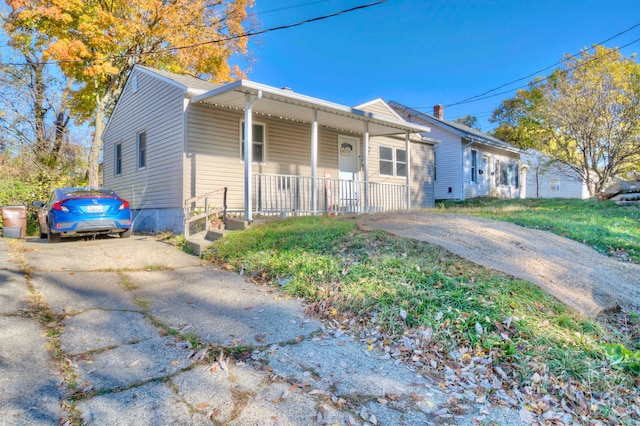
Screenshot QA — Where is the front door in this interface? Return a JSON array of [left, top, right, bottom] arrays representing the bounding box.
[[479, 156, 490, 195], [338, 135, 359, 207]]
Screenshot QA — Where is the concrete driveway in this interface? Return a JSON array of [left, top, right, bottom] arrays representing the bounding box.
[[0, 235, 524, 425]]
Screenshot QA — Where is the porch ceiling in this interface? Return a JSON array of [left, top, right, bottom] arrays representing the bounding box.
[[191, 80, 431, 137]]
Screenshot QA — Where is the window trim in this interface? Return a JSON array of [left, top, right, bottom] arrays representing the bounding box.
[[378, 145, 407, 179], [137, 131, 146, 170], [470, 149, 477, 183], [115, 142, 122, 176], [496, 160, 518, 187], [240, 121, 266, 164]]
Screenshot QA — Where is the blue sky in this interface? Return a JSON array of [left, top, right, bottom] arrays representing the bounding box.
[[244, 0, 640, 131]]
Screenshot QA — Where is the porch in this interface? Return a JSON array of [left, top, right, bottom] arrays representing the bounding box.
[[252, 173, 408, 216], [191, 80, 431, 223]]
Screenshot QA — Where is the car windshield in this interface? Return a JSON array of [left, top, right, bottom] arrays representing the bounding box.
[[64, 189, 116, 197]]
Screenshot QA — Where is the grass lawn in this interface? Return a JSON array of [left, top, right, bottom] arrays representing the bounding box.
[[435, 198, 640, 264], [203, 213, 640, 423]]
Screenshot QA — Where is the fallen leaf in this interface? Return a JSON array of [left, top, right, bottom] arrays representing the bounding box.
[[519, 407, 534, 424]]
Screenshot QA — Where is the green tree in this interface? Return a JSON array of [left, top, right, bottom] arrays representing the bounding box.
[[454, 114, 481, 130], [5, 0, 255, 187], [490, 46, 640, 195]]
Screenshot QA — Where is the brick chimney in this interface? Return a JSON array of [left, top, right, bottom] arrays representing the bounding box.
[[433, 104, 444, 120]]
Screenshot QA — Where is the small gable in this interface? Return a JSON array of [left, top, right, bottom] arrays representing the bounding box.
[[355, 98, 405, 121]]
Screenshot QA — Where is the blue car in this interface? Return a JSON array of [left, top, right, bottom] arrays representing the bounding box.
[[34, 187, 132, 243]]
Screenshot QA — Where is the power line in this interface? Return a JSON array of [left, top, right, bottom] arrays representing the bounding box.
[[443, 36, 640, 108], [254, 0, 331, 15], [0, 0, 385, 67], [435, 22, 640, 109]]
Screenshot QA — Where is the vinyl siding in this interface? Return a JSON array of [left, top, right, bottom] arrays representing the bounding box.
[[357, 100, 401, 120], [185, 104, 344, 211], [526, 171, 589, 199], [463, 145, 521, 199], [103, 69, 185, 210], [410, 142, 435, 208], [429, 126, 463, 200]]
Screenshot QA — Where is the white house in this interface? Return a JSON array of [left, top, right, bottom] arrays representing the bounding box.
[[101, 66, 435, 233], [389, 102, 524, 201], [521, 149, 593, 199]]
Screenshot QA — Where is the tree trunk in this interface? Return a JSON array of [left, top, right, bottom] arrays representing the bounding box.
[[53, 78, 74, 155], [27, 59, 48, 157], [88, 101, 107, 187]]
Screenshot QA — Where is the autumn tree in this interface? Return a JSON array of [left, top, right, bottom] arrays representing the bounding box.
[[5, 0, 255, 187], [490, 46, 640, 195]]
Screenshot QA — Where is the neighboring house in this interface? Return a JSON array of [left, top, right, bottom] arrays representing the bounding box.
[[521, 149, 593, 199], [389, 102, 524, 201], [102, 66, 434, 233]]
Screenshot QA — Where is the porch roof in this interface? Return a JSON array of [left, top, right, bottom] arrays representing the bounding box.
[[191, 80, 431, 137]]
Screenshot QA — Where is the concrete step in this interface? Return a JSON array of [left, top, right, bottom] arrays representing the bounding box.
[[225, 218, 249, 231], [185, 228, 238, 256]]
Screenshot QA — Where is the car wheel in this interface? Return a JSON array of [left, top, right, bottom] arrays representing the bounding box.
[[119, 228, 132, 238], [47, 229, 61, 243]]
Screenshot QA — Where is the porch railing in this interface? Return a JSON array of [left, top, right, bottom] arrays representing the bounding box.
[[183, 187, 227, 239], [252, 173, 407, 216]]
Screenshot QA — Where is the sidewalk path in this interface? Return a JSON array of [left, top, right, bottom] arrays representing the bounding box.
[[0, 235, 522, 425]]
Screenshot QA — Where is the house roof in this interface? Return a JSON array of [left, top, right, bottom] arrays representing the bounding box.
[[388, 101, 522, 153], [136, 65, 221, 94], [128, 66, 431, 137], [189, 80, 432, 137]]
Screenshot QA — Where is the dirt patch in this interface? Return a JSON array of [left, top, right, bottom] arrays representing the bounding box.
[[357, 212, 640, 318]]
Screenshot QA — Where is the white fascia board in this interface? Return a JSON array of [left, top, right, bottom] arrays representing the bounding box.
[[192, 80, 432, 134]]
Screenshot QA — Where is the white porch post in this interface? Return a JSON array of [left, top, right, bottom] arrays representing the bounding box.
[[406, 131, 411, 211], [244, 91, 262, 222], [311, 109, 318, 214], [364, 122, 369, 212]]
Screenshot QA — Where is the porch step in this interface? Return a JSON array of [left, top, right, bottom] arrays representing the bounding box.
[[225, 218, 249, 231], [185, 218, 272, 256], [185, 229, 233, 256]]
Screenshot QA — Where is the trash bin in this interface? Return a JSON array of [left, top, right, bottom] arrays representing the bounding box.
[[2, 205, 27, 239]]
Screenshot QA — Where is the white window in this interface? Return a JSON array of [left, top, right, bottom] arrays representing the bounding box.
[[550, 179, 560, 192], [470, 149, 477, 182], [115, 143, 122, 176], [137, 131, 146, 169], [379, 145, 407, 178], [496, 161, 518, 187], [434, 151, 437, 181], [240, 122, 265, 163]]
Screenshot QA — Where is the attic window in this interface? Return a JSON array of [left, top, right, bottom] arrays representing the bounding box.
[[131, 75, 138, 93]]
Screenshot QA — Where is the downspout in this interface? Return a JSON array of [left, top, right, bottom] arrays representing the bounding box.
[[311, 109, 318, 214], [461, 137, 474, 200], [244, 90, 262, 222], [405, 131, 411, 211]]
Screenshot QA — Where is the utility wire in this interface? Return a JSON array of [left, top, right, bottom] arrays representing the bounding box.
[[437, 22, 640, 109], [0, 0, 385, 67], [443, 36, 640, 108], [255, 0, 331, 15]]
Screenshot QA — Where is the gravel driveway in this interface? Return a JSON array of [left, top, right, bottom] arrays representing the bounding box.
[[357, 212, 640, 318]]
